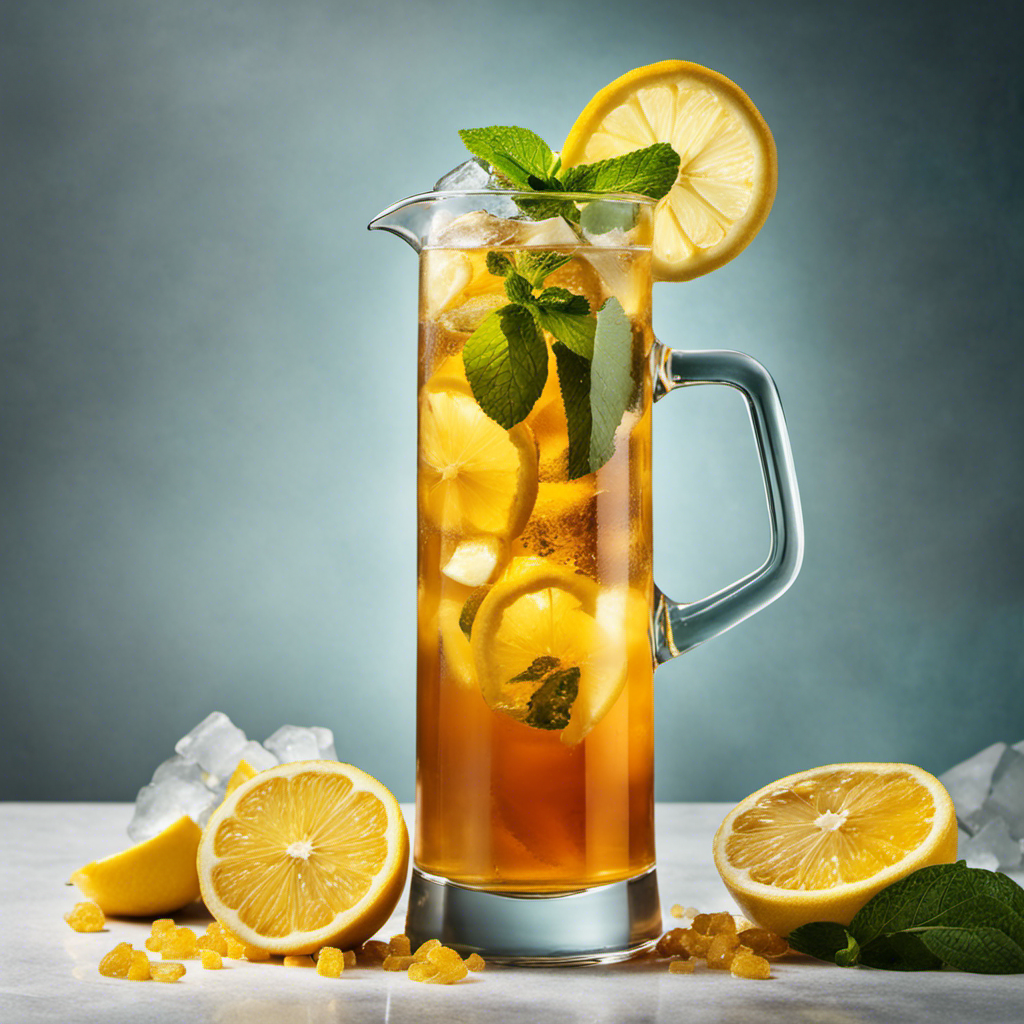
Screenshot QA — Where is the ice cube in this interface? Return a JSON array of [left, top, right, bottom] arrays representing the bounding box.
[[434, 210, 522, 248], [519, 217, 582, 247], [128, 777, 218, 843], [174, 711, 248, 780], [264, 725, 321, 763], [434, 158, 493, 192], [938, 741, 1007, 828], [310, 726, 337, 760], [959, 817, 1023, 871], [151, 755, 205, 788], [986, 746, 1024, 840], [236, 739, 278, 773]]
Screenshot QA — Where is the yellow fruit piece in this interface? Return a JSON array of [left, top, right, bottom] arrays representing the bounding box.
[[470, 557, 633, 744], [441, 536, 506, 588], [712, 762, 958, 937], [420, 381, 538, 541], [126, 950, 151, 981], [161, 927, 198, 959], [149, 961, 186, 983], [436, 586, 478, 689], [200, 948, 223, 970], [98, 942, 134, 978], [70, 815, 202, 917], [64, 901, 105, 932], [388, 934, 412, 956], [224, 759, 258, 797], [316, 946, 345, 977], [465, 952, 486, 972], [283, 955, 315, 968], [197, 760, 410, 956], [224, 935, 246, 959], [408, 961, 439, 983], [561, 60, 777, 282]]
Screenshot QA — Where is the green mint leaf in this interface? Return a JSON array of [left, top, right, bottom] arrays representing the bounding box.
[[858, 932, 943, 971], [514, 250, 573, 287], [516, 194, 582, 223], [917, 926, 1024, 975], [486, 252, 514, 278], [458, 586, 490, 639], [462, 305, 548, 428], [532, 306, 596, 359], [508, 655, 560, 683], [536, 287, 590, 315], [560, 143, 681, 201], [504, 273, 534, 305], [552, 342, 593, 480], [588, 296, 635, 472], [787, 922, 860, 966], [523, 665, 580, 730], [458, 126, 557, 190]]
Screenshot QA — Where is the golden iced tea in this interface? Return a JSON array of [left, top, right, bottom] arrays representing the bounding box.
[[415, 218, 656, 891]]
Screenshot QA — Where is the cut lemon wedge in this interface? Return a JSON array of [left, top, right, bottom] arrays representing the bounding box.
[[561, 60, 777, 282], [420, 380, 538, 541], [71, 815, 202, 917], [196, 760, 409, 955], [469, 556, 631, 745], [712, 762, 958, 936]]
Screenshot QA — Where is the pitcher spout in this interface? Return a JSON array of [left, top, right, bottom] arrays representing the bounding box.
[[367, 193, 440, 253]]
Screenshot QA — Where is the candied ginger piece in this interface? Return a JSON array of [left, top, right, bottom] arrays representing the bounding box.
[[224, 936, 246, 959], [161, 928, 198, 959], [150, 961, 186, 983], [678, 929, 711, 957], [669, 904, 685, 919], [152, 918, 176, 937], [145, 936, 163, 952], [360, 939, 390, 963], [408, 961, 440, 983], [316, 947, 344, 978], [284, 955, 315, 968], [126, 949, 151, 981], [98, 942, 134, 978], [668, 958, 695, 974], [730, 951, 771, 979], [738, 928, 788, 958], [706, 912, 737, 935], [413, 938, 441, 961], [200, 949, 223, 970], [382, 954, 416, 971], [243, 945, 270, 962], [389, 933, 412, 956], [655, 928, 687, 958], [343, 950, 357, 968], [197, 933, 229, 955], [705, 932, 740, 970], [465, 953, 486, 972], [65, 901, 106, 932], [427, 945, 468, 983]]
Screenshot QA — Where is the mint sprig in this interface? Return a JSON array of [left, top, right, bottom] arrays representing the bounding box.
[[787, 862, 1024, 974], [459, 125, 680, 202]]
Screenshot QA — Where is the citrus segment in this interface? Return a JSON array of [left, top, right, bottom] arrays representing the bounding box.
[[197, 760, 409, 955], [224, 759, 257, 798], [561, 60, 777, 281], [470, 557, 631, 744], [420, 381, 538, 540], [71, 815, 202, 917], [712, 763, 957, 936]]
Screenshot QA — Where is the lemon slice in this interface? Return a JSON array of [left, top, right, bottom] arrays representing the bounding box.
[[70, 815, 202, 917], [712, 762, 958, 937], [470, 556, 629, 745], [420, 380, 538, 541], [223, 758, 257, 797], [437, 590, 477, 688], [197, 760, 409, 955], [561, 60, 777, 281]]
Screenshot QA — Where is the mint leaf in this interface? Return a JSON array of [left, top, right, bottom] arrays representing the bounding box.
[[458, 586, 490, 639], [918, 926, 1024, 974], [523, 664, 579, 730], [504, 273, 534, 305], [536, 287, 590, 315], [515, 250, 573, 287], [561, 143, 681, 201], [463, 305, 548, 428], [553, 342, 593, 480], [532, 305, 596, 359], [858, 932, 943, 971], [486, 252, 514, 277], [459, 126, 557, 190], [588, 297, 635, 471], [787, 922, 860, 966]]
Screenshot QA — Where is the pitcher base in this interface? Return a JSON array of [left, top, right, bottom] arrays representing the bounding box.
[[405, 866, 662, 965]]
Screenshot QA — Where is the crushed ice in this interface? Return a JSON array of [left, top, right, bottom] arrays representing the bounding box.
[[127, 712, 338, 843], [939, 740, 1024, 871]]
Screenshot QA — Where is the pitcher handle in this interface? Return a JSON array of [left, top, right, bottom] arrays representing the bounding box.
[[651, 343, 804, 662]]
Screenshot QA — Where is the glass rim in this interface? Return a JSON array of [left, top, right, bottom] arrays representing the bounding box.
[[401, 188, 659, 206]]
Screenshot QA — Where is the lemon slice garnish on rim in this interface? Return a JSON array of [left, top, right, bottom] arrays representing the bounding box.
[[197, 760, 409, 955], [561, 60, 777, 282], [712, 762, 958, 937]]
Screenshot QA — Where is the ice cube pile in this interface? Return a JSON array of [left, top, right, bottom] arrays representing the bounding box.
[[127, 712, 338, 843], [939, 740, 1024, 872]]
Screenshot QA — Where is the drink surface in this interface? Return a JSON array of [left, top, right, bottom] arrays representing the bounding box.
[[416, 212, 655, 892]]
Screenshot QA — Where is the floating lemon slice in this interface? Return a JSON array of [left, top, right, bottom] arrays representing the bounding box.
[[712, 762, 958, 937], [470, 556, 632, 745], [420, 380, 538, 541], [197, 760, 409, 955], [561, 60, 777, 281], [70, 815, 202, 917]]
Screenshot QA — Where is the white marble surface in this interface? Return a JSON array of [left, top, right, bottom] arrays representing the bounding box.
[[2, 802, 1023, 1023]]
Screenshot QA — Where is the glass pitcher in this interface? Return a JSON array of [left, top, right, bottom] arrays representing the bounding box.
[[369, 189, 803, 964]]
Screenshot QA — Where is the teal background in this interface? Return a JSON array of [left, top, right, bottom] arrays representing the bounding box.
[[2, 0, 1021, 802]]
